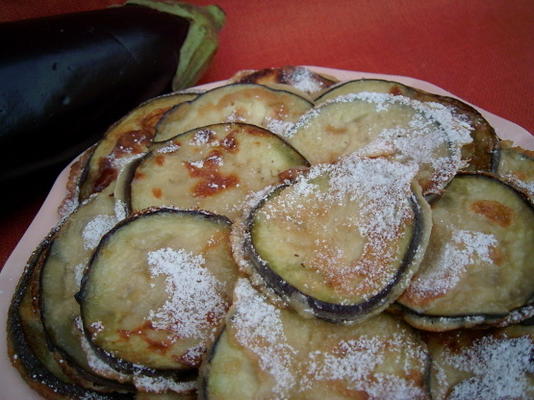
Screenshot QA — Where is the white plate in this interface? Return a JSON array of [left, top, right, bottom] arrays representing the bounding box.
[[0, 66, 533, 399]]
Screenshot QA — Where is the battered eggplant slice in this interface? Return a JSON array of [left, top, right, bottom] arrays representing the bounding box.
[[231, 65, 338, 97], [425, 324, 534, 400], [40, 184, 133, 390], [130, 123, 309, 220], [153, 83, 313, 142], [79, 91, 198, 200], [79, 209, 238, 380], [285, 91, 473, 196], [7, 233, 133, 399], [315, 79, 498, 172], [199, 279, 431, 399], [233, 155, 432, 323], [398, 173, 534, 331], [492, 140, 534, 199]]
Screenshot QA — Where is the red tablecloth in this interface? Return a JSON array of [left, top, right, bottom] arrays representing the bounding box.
[[1, 0, 533, 268]]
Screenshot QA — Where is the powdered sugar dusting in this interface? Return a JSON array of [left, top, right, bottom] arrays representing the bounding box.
[[133, 374, 197, 394], [190, 128, 216, 146], [407, 230, 497, 299], [156, 143, 181, 154], [82, 215, 117, 250], [264, 116, 294, 136], [146, 248, 227, 340], [443, 335, 534, 400], [257, 156, 419, 300], [107, 152, 145, 170], [232, 279, 297, 397], [307, 334, 426, 400], [114, 199, 128, 221], [503, 174, 534, 197], [284, 66, 326, 94], [73, 263, 85, 287], [286, 91, 472, 194]]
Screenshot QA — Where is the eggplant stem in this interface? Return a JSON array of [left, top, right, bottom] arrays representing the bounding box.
[[127, 0, 225, 90]]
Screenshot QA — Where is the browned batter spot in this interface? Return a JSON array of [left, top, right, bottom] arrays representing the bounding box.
[[152, 187, 163, 199], [185, 150, 239, 197], [489, 245, 504, 265], [278, 167, 309, 182], [197, 87, 295, 118], [141, 108, 167, 131], [389, 86, 403, 96], [92, 108, 169, 193], [325, 124, 348, 135], [221, 132, 239, 152], [155, 154, 166, 166], [244, 124, 271, 137], [134, 170, 145, 180], [470, 200, 513, 227], [512, 171, 528, 180], [117, 321, 175, 354], [94, 157, 119, 193]]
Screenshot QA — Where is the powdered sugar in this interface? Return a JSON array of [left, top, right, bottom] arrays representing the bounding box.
[[82, 215, 117, 250], [107, 152, 145, 170], [156, 143, 181, 153], [284, 66, 326, 94], [133, 374, 197, 394], [443, 335, 534, 400], [190, 128, 216, 146], [264, 116, 294, 136], [146, 248, 227, 339], [503, 174, 534, 197], [232, 279, 297, 397], [114, 199, 128, 221], [408, 230, 497, 299], [73, 263, 85, 287], [306, 330, 427, 400]]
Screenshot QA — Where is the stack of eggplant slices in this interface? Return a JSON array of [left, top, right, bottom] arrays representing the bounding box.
[[8, 66, 534, 400]]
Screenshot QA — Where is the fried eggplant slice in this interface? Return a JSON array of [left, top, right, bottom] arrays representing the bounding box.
[[79, 92, 198, 200], [492, 140, 534, 199], [315, 79, 498, 172], [398, 173, 534, 331], [285, 91, 473, 196], [199, 279, 431, 399], [130, 123, 309, 220], [40, 184, 133, 390], [231, 65, 338, 97], [425, 324, 534, 400], [233, 156, 432, 323], [7, 233, 133, 399], [153, 83, 313, 142], [79, 209, 238, 377]]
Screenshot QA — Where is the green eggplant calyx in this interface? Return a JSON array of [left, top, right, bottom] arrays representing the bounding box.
[[127, 0, 225, 90]]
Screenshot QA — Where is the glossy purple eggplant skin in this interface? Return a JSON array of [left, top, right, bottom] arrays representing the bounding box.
[[0, 4, 189, 190]]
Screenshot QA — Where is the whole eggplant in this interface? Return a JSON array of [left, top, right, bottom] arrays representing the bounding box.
[[0, 1, 224, 196]]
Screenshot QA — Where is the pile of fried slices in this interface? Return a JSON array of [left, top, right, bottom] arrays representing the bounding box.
[[7, 66, 534, 400]]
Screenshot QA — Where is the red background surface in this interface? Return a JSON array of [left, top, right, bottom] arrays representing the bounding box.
[[1, 0, 533, 269]]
